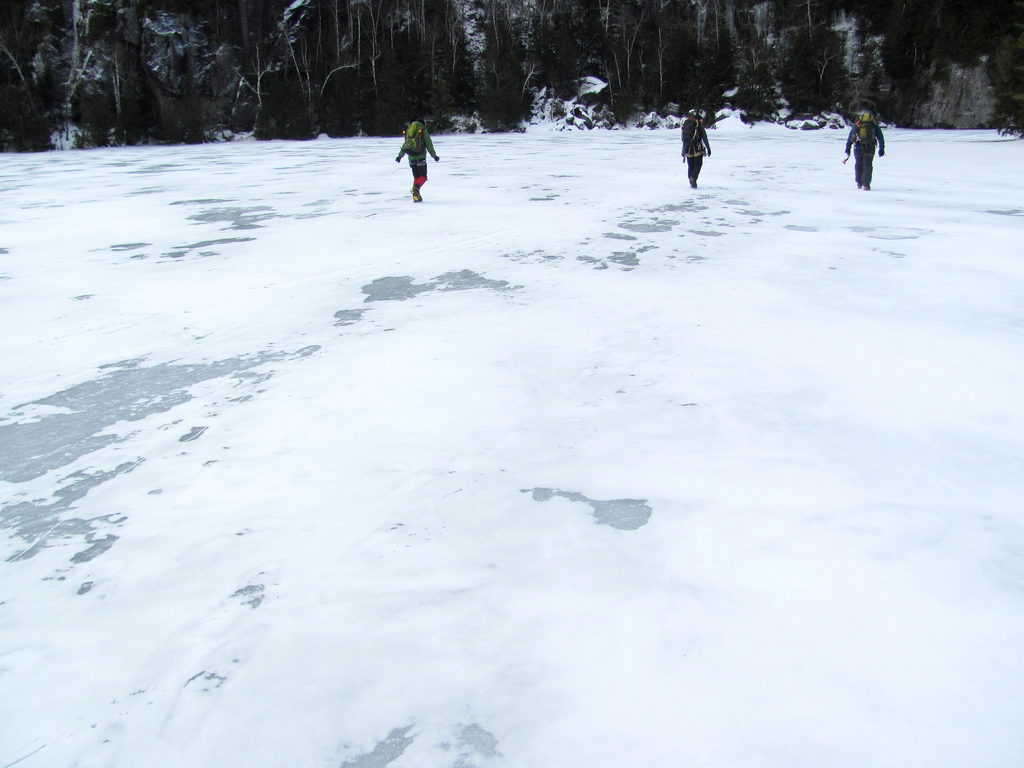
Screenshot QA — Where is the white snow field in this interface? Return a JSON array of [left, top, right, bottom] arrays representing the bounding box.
[[1, 122, 1023, 768]]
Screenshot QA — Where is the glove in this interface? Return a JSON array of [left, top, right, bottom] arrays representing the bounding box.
[[395, 156, 401, 162], [705, 151, 711, 157], [878, 150, 885, 157], [433, 155, 440, 162]]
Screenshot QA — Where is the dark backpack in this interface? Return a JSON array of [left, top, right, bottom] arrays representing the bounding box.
[[402, 122, 425, 153], [681, 118, 703, 155]]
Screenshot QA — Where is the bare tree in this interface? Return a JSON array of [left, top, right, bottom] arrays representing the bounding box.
[[0, 39, 31, 96], [65, 0, 95, 124]]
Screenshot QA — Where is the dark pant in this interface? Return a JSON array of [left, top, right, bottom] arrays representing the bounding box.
[[410, 161, 427, 188], [686, 155, 704, 184], [853, 143, 876, 188]]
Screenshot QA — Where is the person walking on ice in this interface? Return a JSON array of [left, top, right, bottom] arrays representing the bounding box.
[[844, 110, 885, 190], [395, 120, 440, 202], [681, 109, 711, 189]]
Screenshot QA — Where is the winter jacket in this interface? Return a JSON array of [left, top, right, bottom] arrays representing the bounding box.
[[845, 122, 885, 155], [681, 118, 711, 158], [396, 122, 439, 163]]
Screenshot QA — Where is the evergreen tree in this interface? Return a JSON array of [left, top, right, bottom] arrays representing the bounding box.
[[477, 2, 530, 131], [695, 24, 736, 113], [254, 71, 315, 139], [735, 37, 778, 122], [530, 9, 581, 100], [994, 0, 1024, 136], [0, 0, 55, 150], [3, 0, 1024, 146], [778, 25, 844, 115]]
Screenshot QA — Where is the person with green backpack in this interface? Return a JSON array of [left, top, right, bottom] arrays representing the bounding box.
[[395, 120, 440, 202], [843, 110, 885, 190]]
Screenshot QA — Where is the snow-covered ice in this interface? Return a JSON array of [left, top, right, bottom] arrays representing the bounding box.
[[1, 122, 1023, 768]]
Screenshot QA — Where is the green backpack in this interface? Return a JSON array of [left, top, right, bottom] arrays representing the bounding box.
[[402, 122, 425, 153], [856, 112, 877, 144]]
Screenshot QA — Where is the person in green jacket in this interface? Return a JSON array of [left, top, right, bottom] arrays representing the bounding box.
[[395, 120, 440, 202]]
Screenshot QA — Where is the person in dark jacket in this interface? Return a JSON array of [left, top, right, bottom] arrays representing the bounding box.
[[843, 111, 885, 190], [395, 120, 440, 202], [681, 109, 711, 189]]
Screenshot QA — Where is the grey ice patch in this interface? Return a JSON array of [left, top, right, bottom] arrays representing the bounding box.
[[231, 584, 265, 609], [179, 426, 207, 442], [165, 237, 256, 258], [3, 461, 139, 562], [73, 294, 94, 301], [294, 210, 337, 220], [99, 356, 147, 370], [434, 270, 511, 293], [577, 255, 609, 269], [983, 208, 1023, 216], [848, 226, 931, 240], [872, 247, 906, 259], [299, 199, 337, 221], [362, 276, 435, 302], [450, 723, 500, 768], [71, 534, 118, 563], [618, 219, 677, 233], [608, 252, 640, 267], [525, 488, 652, 530], [501, 250, 560, 263], [0, 347, 317, 484], [234, 369, 275, 386], [171, 198, 236, 206], [110, 243, 150, 252], [529, 195, 558, 201], [339, 726, 415, 768], [188, 206, 277, 230], [334, 309, 369, 326], [785, 225, 819, 232], [655, 201, 708, 213], [602, 232, 638, 241], [77, 581, 94, 595], [362, 271, 511, 303], [688, 229, 725, 237]]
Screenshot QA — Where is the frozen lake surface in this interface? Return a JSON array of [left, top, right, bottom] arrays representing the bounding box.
[[1, 122, 1023, 767]]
